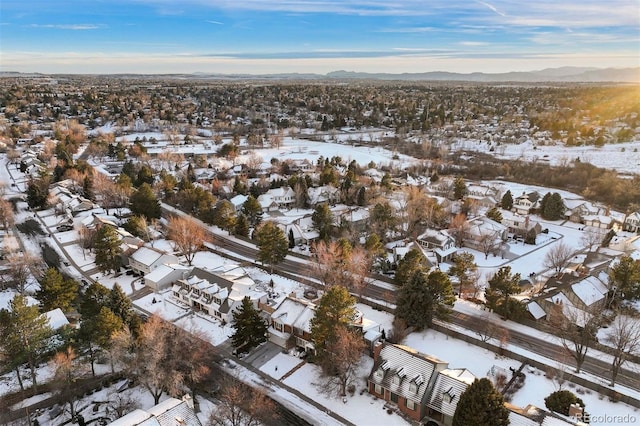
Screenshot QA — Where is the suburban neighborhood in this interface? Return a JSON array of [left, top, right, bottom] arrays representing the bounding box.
[[1, 74, 639, 426]]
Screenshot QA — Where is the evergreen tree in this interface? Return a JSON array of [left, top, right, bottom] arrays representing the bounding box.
[[485, 266, 524, 319], [130, 183, 161, 220], [123, 215, 149, 240], [310, 286, 356, 359], [108, 283, 136, 331], [255, 221, 289, 274], [26, 177, 50, 210], [394, 248, 427, 286], [288, 228, 296, 248], [449, 252, 478, 297], [234, 213, 250, 237], [501, 190, 513, 210], [545, 390, 585, 416], [214, 200, 237, 234], [453, 176, 467, 200], [312, 203, 334, 242], [541, 192, 565, 220], [356, 186, 367, 206], [453, 378, 509, 426], [0, 295, 53, 391], [36, 267, 79, 313], [486, 206, 503, 223], [94, 225, 123, 273], [242, 195, 263, 227], [135, 165, 155, 187], [231, 297, 268, 354], [78, 282, 111, 320], [395, 269, 455, 330], [608, 255, 640, 301], [370, 201, 396, 240], [82, 174, 94, 200], [93, 306, 125, 349]]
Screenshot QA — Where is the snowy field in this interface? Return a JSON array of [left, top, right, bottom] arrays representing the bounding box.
[[452, 139, 640, 175]]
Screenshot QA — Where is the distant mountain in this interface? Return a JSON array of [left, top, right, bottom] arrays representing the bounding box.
[[3, 67, 638, 82], [325, 67, 640, 83]]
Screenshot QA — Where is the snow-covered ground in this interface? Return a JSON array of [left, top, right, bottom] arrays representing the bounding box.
[[451, 139, 640, 176]]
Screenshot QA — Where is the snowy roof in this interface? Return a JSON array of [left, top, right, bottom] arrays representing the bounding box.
[[370, 344, 446, 403], [427, 368, 475, 417], [130, 246, 165, 267], [108, 397, 201, 426], [44, 308, 70, 330], [571, 275, 608, 307], [527, 301, 546, 320], [229, 194, 248, 208], [144, 264, 191, 282]]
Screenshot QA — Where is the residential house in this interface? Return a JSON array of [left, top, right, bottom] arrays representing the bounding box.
[[143, 263, 191, 292], [623, 211, 640, 233], [268, 295, 382, 355], [464, 217, 508, 254], [307, 185, 340, 207], [268, 296, 317, 353], [512, 191, 540, 215], [416, 229, 457, 263], [108, 396, 201, 426], [128, 246, 179, 276], [506, 403, 587, 426], [259, 186, 295, 209], [229, 194, 248, 213], [501, 210, 542, 239], [172, 266, 267, 323], [368, 343, 475, 425]]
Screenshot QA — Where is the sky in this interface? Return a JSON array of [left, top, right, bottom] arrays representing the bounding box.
[[0, 0, 639, 75]]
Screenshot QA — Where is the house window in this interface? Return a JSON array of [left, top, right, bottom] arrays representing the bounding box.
[[392, 376, 400, 385], [409, 383, 417, 394], [374, 384, 382, 395], [214, 311, 221, 318], [390, 392, 399, 403], [406, 400, 416, 411], [274, 322, 284, 332]]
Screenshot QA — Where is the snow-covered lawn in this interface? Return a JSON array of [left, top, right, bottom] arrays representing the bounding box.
[[259, 352, 304, 380]]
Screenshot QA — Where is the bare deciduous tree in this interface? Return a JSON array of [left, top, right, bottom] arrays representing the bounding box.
[[208, 378, 279, 426], [50, 347, 89, 418], [449, 213, 469, 248], [581, 227, 606, 252], [605, 315, 640, 386], [550, 304, 602, 373], [319, 327, 366, 397], [0, 198, 14, 230], [167, 216, 208, 266], [543, 242, 575, 273]]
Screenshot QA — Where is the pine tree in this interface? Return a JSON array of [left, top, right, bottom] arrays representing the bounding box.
[[312, 203, 334, 242], [500, 190, 513, 210], [78, 282, 111, 320], [453, 176, 467, 200], [1, 295, 53, 391], [394, 248, 427, 286], [453, 378, 509, 426], [486, 206, 503, 223], [310, 286, 356, 359], [130, 183, 161, 220], [231, 297, 268, 354], [214, 200, 237, 234], [542, 192, 565, 220], [108, 283, 137, 332], [255, 222, 289, 274], [242, 195, 263, 227], [485, 266, 524, 319], [36, 267, 79, 312], [234, 213, 250, 237], [94, 225, 123, 273], [395, 269, 455, 330], [449, 252, 478, 297]]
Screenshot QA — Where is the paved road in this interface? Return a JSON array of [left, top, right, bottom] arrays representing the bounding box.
[[162, 203, 640, 394]]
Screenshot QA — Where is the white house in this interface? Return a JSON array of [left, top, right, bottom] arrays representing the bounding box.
[[623, 211, 640, 233], [143, 263, 191, 292], [128, 246, 179, 276]]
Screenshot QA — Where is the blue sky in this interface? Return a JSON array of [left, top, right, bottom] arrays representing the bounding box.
[[1, 0, 638, 74]]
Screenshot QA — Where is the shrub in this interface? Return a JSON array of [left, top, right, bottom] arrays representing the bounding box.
[[544, 390, 585, 416]]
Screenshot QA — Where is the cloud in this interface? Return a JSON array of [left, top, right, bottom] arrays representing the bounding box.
[[459, 41, 489, 46], [29, 24, 104, 30], [475, 1, 507, 17], [206, 20, 224, 25]]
